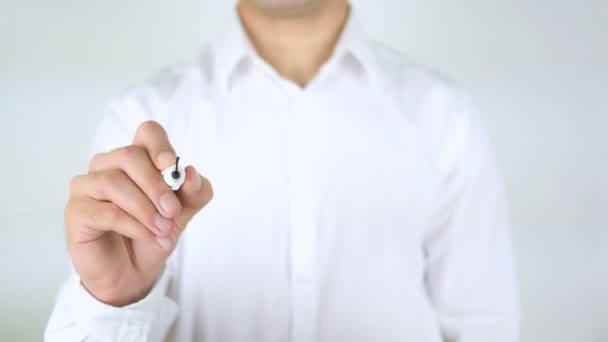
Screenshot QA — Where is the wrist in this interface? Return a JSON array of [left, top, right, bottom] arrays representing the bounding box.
[[80, 278, 155, 307]]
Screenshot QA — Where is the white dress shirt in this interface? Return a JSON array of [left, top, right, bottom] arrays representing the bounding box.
[[45, 8, 519, 342]]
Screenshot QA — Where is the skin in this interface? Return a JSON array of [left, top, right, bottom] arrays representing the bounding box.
[[238, 0, 349, 87], [66, 0, 347, 307], [66, 121, 213, 306]]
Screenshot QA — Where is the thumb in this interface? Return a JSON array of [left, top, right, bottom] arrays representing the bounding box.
[[174, 165, 213, 231]]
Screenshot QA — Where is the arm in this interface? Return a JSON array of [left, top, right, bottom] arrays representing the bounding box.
[[45, 98, 211, 341], [44, 268, 177, 342], [423, 90, 520, 342]]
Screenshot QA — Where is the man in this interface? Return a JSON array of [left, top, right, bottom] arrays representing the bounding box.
[[46, 0, 519, 341]]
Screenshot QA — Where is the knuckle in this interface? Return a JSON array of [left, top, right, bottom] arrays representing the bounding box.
[[86, 205, 102, 226], [103, 206, 122, 226], [96, 169, 125, 189], [64, 200, 76, 228], [136, 120, 162, 139], [64, 199, 86, 237], [68, 175, 84, 195], [90, 203, 120, 227], [123, 185, 138, 202], [117, 145, 144, 163], [88, 153, 104, 171]]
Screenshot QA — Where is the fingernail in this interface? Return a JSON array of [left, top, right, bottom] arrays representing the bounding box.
[[160, 192, 181, 214], [155, 215, 173, 232], [157, 151, 176, 166], [192, 170, 202, 192], [156, 237, 172, 249]]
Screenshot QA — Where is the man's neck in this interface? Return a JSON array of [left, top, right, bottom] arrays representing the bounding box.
[[237, 1, 349, 88]]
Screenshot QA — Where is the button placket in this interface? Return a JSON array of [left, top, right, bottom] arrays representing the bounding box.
[[286, 94, 321, 342]]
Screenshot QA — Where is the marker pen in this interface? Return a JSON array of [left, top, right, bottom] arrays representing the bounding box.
[[162, 156, 186, 191]]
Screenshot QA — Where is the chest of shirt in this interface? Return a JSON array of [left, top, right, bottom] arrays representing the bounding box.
[[165, 81, 441, 252]]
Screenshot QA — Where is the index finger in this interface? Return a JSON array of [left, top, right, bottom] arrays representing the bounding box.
[[132, 120, 177, 170]]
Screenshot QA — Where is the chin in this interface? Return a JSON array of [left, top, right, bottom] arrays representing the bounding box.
[[246, 0, 325, 16]]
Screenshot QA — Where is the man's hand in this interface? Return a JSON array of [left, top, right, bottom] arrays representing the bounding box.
[[65, 121, 213, 307]]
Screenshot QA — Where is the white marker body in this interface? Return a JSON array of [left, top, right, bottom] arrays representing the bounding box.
[[162, 164, 186, 191]]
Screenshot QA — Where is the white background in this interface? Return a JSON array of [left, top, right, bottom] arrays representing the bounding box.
[[0, 0, 606, 341]]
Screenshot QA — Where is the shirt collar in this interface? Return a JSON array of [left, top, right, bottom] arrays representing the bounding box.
[[211, 6, 384, 93], [211, 9, 255, 94], [331, 8, 384, 87]]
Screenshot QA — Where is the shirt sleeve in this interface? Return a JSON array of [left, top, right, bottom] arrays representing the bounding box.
[[44, 268, 178, 342], [45, 96, 178, 342], [423, 89, 520, 342]]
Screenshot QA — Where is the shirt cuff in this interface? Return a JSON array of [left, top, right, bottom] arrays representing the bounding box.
[[49, 268, 178, 342]]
